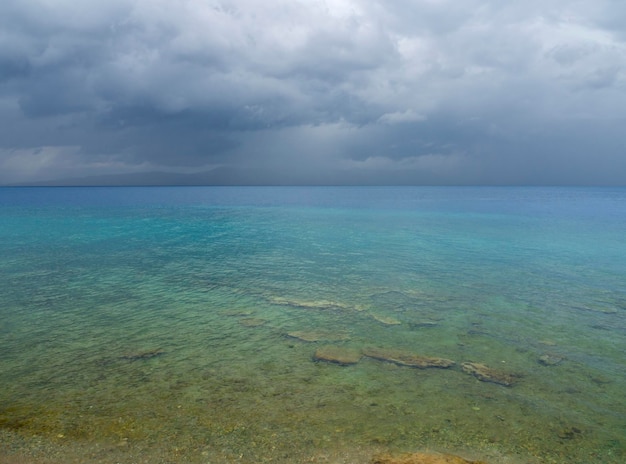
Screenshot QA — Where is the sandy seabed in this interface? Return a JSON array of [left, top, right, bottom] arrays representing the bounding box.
[[0, 430, 528, 464]]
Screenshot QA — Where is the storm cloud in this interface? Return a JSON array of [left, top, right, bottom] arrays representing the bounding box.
[[1, 0, 625, 185]]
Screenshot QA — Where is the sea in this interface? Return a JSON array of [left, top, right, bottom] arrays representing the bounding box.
[[0, 186, 624, 464]]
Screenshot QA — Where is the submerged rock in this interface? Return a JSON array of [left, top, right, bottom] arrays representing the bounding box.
[[363, 347, 455, 369], [369, 290, 419, 311], [408, 320, 439, 329], [120, 349, 165, 361], [222, 309, 254, 317], [313, 346, 362, 365], [461, 362, 517, 387], [370, 313, 402, 325], [239, 317, 267, 327], [269, 296, 357, 311], [538, 353, 564, 366], [372, 451, 488, 464], [558, 426, 583, 440], [286, 330, 351, 342], [538, 339, 557, 346], [466, 329, 490, 336]]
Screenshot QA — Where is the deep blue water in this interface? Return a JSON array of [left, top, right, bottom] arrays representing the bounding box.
[[1, 186, 625, 463]]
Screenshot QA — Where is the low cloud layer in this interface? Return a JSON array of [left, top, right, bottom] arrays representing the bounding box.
[[1, 0, 625, 185]]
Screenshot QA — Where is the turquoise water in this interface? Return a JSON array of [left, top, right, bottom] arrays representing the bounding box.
[[0, 186, 625, 463]]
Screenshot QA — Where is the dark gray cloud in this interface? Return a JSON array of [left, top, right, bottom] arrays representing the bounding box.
[[0, 0, 625, 185]]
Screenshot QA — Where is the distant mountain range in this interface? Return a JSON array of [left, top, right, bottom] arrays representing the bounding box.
[[9, 167, 307, 187], [8, 167, 424, 187]]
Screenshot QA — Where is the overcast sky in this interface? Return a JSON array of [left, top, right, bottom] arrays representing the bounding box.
[[1, 0, 625, 185]]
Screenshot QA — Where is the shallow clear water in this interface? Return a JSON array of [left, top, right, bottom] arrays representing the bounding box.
[[0, 186, 625, 463]]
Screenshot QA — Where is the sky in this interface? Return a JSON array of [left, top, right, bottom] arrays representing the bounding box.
[[1, 0, 625, 186]]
